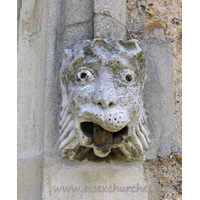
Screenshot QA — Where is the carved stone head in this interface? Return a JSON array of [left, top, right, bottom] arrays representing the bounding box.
[[59, 38, 150, 161]]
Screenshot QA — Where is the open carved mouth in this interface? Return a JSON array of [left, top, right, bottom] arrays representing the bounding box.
[[81, 122, 128, 139], [81, 122, 128, 157]]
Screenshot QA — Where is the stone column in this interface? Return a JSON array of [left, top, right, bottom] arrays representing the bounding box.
[[17, 0, 48, 199]]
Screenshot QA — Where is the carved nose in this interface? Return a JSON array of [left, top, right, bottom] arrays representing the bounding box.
[[93, 86, 117, 109], [96, 100, 115, 109]]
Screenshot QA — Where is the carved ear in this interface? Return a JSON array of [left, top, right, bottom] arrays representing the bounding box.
[[60, 49, 73, 82], [60, 49, 73, 108], [118, 39, 142, 55], [118, 39, 136, 49], [64, 49, 73, 60]]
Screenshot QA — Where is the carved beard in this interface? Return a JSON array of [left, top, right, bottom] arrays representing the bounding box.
[[59, 104, 150, 161]]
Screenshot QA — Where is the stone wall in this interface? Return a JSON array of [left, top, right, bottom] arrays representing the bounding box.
[[17, 0, 48, 199], [126, 0, 182, 153], [17, 0, 182, 199], [126, 1, 182, 199]]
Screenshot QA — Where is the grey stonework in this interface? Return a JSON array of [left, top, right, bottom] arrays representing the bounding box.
[[141, 40, 178, 158], [58, 38, 178, 162], [63, 0, 94, 49], [18, 0, 48, 199], [17, 0, 178, 199], [94, 14, 126, 40], [63, 0, 126, 49], [94, 0, 126, 39]]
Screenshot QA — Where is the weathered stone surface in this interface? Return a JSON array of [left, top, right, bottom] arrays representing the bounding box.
[[18, 39, 46, 159], [141, 40, 178, 158], [94, 0, 126, 26], [93, 0, 126, 40], [17, 0, 49, 160], [64, 0, 93, 26], [18, 0, 41, 39], [17, 1, 179, 200], [17, 0, 22, 39], [63, 21, 93, 49], [148, 28, 166, 41], [59, 39, 149, 161], [43, 156, 148, 200], [17, 0, 22, 23], [17, 0, 48, 199], [17, 158, 43, 200], [43, 0, 63, 153], [94, 14, 126, 40], [63, 0, 94, 50]]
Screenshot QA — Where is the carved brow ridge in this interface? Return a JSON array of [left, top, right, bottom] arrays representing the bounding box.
[[68, 51, 131, 74], [69, 55, 98, 70]]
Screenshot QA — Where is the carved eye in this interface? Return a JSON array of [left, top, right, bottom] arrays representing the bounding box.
[[125, 74, 133, 82], [76, 68, 95, 84], [115, 69, 136, 85]]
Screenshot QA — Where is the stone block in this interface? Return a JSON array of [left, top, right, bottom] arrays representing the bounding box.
[[17, 3, 48, 200], [94, 0, 126, 26], [42, 156, 148, 200], [140, 40, 178, 158], [94, 14, 126, 40], [63, 21, 93, 49], [18, 38, 46, 159], [64, 0, 93, 26], [17, 158, 43, 200], [18, 0, 41, 39]]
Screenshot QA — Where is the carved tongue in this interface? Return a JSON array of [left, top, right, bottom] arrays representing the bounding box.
[[93, 124, 113, 157]]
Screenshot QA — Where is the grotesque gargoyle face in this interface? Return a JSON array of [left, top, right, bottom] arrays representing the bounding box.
[[59, 39, 150, 161]]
